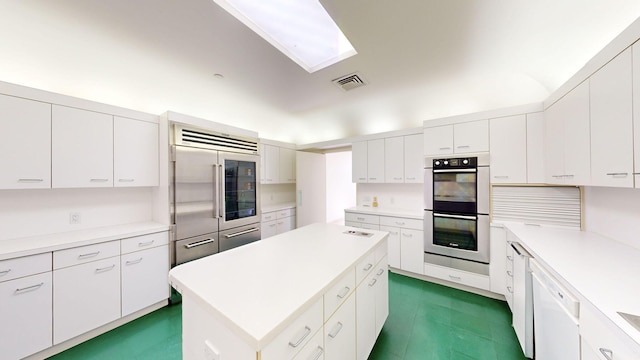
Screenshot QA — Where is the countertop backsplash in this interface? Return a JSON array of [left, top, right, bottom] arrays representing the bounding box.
[[356, 183, 423, 211]]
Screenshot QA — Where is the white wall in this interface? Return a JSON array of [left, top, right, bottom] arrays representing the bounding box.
[[260, 183, 296, 208], [584, 186, 640, 250], [356, 183, 424, 210], [0, 188, 154, 240], [326, 151, 356, 224]]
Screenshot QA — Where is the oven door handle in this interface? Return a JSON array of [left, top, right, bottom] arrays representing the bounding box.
[[433, 213, 477, 220], [433, 168, 477, 173]]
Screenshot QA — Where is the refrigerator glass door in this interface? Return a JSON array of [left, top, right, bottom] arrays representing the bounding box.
[[219, 152, 261, 230]]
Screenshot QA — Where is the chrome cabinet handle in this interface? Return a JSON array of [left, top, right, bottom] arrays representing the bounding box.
[[507, 286, 513, 293], [125, 258, 143, 265], [524, 223, 541, 227], [78, 251, 100, 259], [337, 286, 350, 299], [90, 178, 109, 182], [393, 177, 402, 180], [395, 221, 405, 225], [0, 269, 11, 276], [224, 227, 259, 238], [368, 278, 377, 287], [507, 255, 513, 261], [439, 147, 451, 150], [185, 238, 215, 249], [15, 282, 44, 294], [356, 217, 365, 221], [363, 263, 373, 271], [96, 264, 116, 273], [138, 240, 155, 247], [118, 178, 135, 182], [328, 322, 343, 339], [402, 232, 412, 237], [288, 326, 311, 348], [493, 175, 509, 179], [606, 172, 628, 177], [308, 346, 324, 360], [457, 145, 470, 149], [18, 178, 44, 182], [406, 177, 416, 180], [369, 177, 377, 180], [507, 271, 513, 276], [449, 275, 461, 281], [376, 269, 384, 276], [599, 348, 613, 360]]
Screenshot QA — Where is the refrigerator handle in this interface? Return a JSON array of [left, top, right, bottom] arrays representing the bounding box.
[[214, 164, 220, 219], [218, 164, 224, 219]]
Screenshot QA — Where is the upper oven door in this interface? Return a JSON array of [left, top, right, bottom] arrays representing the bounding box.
[[433, 168, 477, 214]]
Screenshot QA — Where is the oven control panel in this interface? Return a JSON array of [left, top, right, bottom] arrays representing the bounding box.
[[433, 157, 477, 169]]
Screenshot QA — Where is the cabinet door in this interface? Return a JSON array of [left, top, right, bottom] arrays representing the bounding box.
[[276, 216, 295, 234], [279, 147, 296, 183], [562, 81, 591, 186], [0, 94, 52, 189], [544, 100, 566, 184], [121, 245, 169, 317], [634, 43, 640, 188], [526, 112, 545, 184], [53, 257, 121, 344], [424, 125, 453, 155], [384, 136, 404, 183], [356, 270, 377, 360], [489, 225, 507, 295], [52, 105, 113, 188], [324, 293, 356, 360], [374, 257, 389, 336], [400, 228, 423, 274], [379, 226, 400, 268], [260, 144, 266, 183], [590, 47, 633, 187], [114, 117, 159, 187], [404, 134, 423, 183], [489, 115, 527, 184], [0, 272, 52, 360], [367, 139, 385, 183], [263, 144, 280, 183], [454, 120, 489, 153], [262, 220, 277, 239], [351, 141, 368, 183]]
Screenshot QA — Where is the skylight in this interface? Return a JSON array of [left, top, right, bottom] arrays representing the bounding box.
[[212, 0, 357, 73]]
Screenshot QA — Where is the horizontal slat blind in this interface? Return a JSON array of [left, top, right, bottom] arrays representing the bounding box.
[[491, 186, 581, 229]]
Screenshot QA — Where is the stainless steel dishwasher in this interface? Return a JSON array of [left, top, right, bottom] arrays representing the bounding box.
[[530, 259, 580, 360]]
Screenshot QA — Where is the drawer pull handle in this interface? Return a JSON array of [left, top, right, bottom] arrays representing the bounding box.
[[493, 175, 509, 179], [309, 346, 324, 360], [395, 221, 405, 225], [337, 286, 350, 299], [393, 177, 402, 180], [369, 178, 377, 180], [407, 177, 416, 180], [328, 322, 343, 339], [439, 147, 451, 150], [457, 145, 470, 149], [185, 239, 215, 249], [0, 269, 11, 276], [368, 278, 377, 287], [507, 271, 513, 276], [90, 178, 109, 182], [356, 217, 365, 221], [606, 172, 628, 177], [96, 264, 116, 273], [403, 233, 412, 237], [506, 255, 513, 261], [363, 263, 373, 271], [138, 240, 155, 247], [118, 178, 135, 182], [376, 269, 384, 276], [507, 286, 513, 293], [78, 251, 100, 259], [18, 178, 44, 182], [449, 275, 461, 281], [599, 348, 613, 360], [288, 326, 311, 348], [15, 282, 44, 294], [126, 258, 143, 265]]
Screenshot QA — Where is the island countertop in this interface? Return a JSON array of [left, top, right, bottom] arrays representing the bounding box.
[[168, 223, 388, 350]]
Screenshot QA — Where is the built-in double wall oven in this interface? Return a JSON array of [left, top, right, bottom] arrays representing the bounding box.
[[424, 154, 490, 265]]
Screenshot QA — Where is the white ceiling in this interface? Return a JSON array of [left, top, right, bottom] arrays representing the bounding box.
[[1, 0, 640, 144]]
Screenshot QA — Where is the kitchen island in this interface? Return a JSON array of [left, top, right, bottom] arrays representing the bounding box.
[[169, 223, 389, 360]]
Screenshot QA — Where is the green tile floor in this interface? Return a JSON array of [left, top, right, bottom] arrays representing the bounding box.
[[48, 272, 526, 360]]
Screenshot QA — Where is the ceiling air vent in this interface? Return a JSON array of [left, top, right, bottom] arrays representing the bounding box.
[[332, 72, 367, 91]]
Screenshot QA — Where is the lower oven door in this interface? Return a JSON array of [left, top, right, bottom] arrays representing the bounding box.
[[424, 211, 489, 263], [174, 232, 219, 266]]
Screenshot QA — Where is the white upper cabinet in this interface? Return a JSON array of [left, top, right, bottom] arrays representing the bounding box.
[[590, 47, 633, 188], [352, 141, 368, 183], [278, 147, 296, 183], [526, 112, 545, 184], [0, 94, 52, 189], [384, 137, 404, 183], [262, 144, 280, 184], [454, 120, 489, 153], [544, 80, 591, 185], [490, 115, 527, 184], [367, 139, 385, 183], [634, 43, 640, 188], [424, 125, 453, 155], [52, 105, 113, 188], [403, 134, 423, 183], [114, 117, 159, 187]]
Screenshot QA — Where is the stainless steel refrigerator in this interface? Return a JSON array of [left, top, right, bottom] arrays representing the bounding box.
[[169, 124, 261, 267]]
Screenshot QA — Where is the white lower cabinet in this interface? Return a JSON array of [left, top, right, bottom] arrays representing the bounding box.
[[324, 293, 356, 360], [0, 272, 52, 360], [293, 328, 324, 360], [121, 245, 169, 316], [356, 255, 388, 360], [262, 208, 296, 239], [53, 256, 122, 344], [489, 225, 507, 295], [580, 301, 640, 360]]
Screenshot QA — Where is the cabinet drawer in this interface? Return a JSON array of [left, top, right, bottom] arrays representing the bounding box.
[[324, 268, 355, 321], [0, 253, 51, 282], [292, 327, 324, 360], [345, 213, 380, 225], [379, 216, 422, 230], [424, 263, 490, 290], [262, 211, 277, 222], [261, 297, 323, 360], [54, 241, 120, 270], [277, 208, 296, 218], [580, 302, 640, 360], [121, 231, 168, 254], [356, 251, 376, 285]]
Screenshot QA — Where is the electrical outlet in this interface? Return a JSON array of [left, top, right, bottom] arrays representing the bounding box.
[[69, 212, 81, 225], [204, 340, 220, 360]]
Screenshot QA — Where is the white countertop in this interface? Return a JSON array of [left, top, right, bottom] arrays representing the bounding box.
[[0, 222, 170, 260], [168, 223, 388, 350], [261, 202, 296, 213], [502, 222, 640, 348], [345, 206, 423, 220]]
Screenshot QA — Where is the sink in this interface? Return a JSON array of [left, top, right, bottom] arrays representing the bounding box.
[[618, 312, 640, 332], [343, 230, 374, 238]]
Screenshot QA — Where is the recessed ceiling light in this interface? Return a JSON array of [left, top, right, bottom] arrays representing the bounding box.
[[212, 0, 357, 73]]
